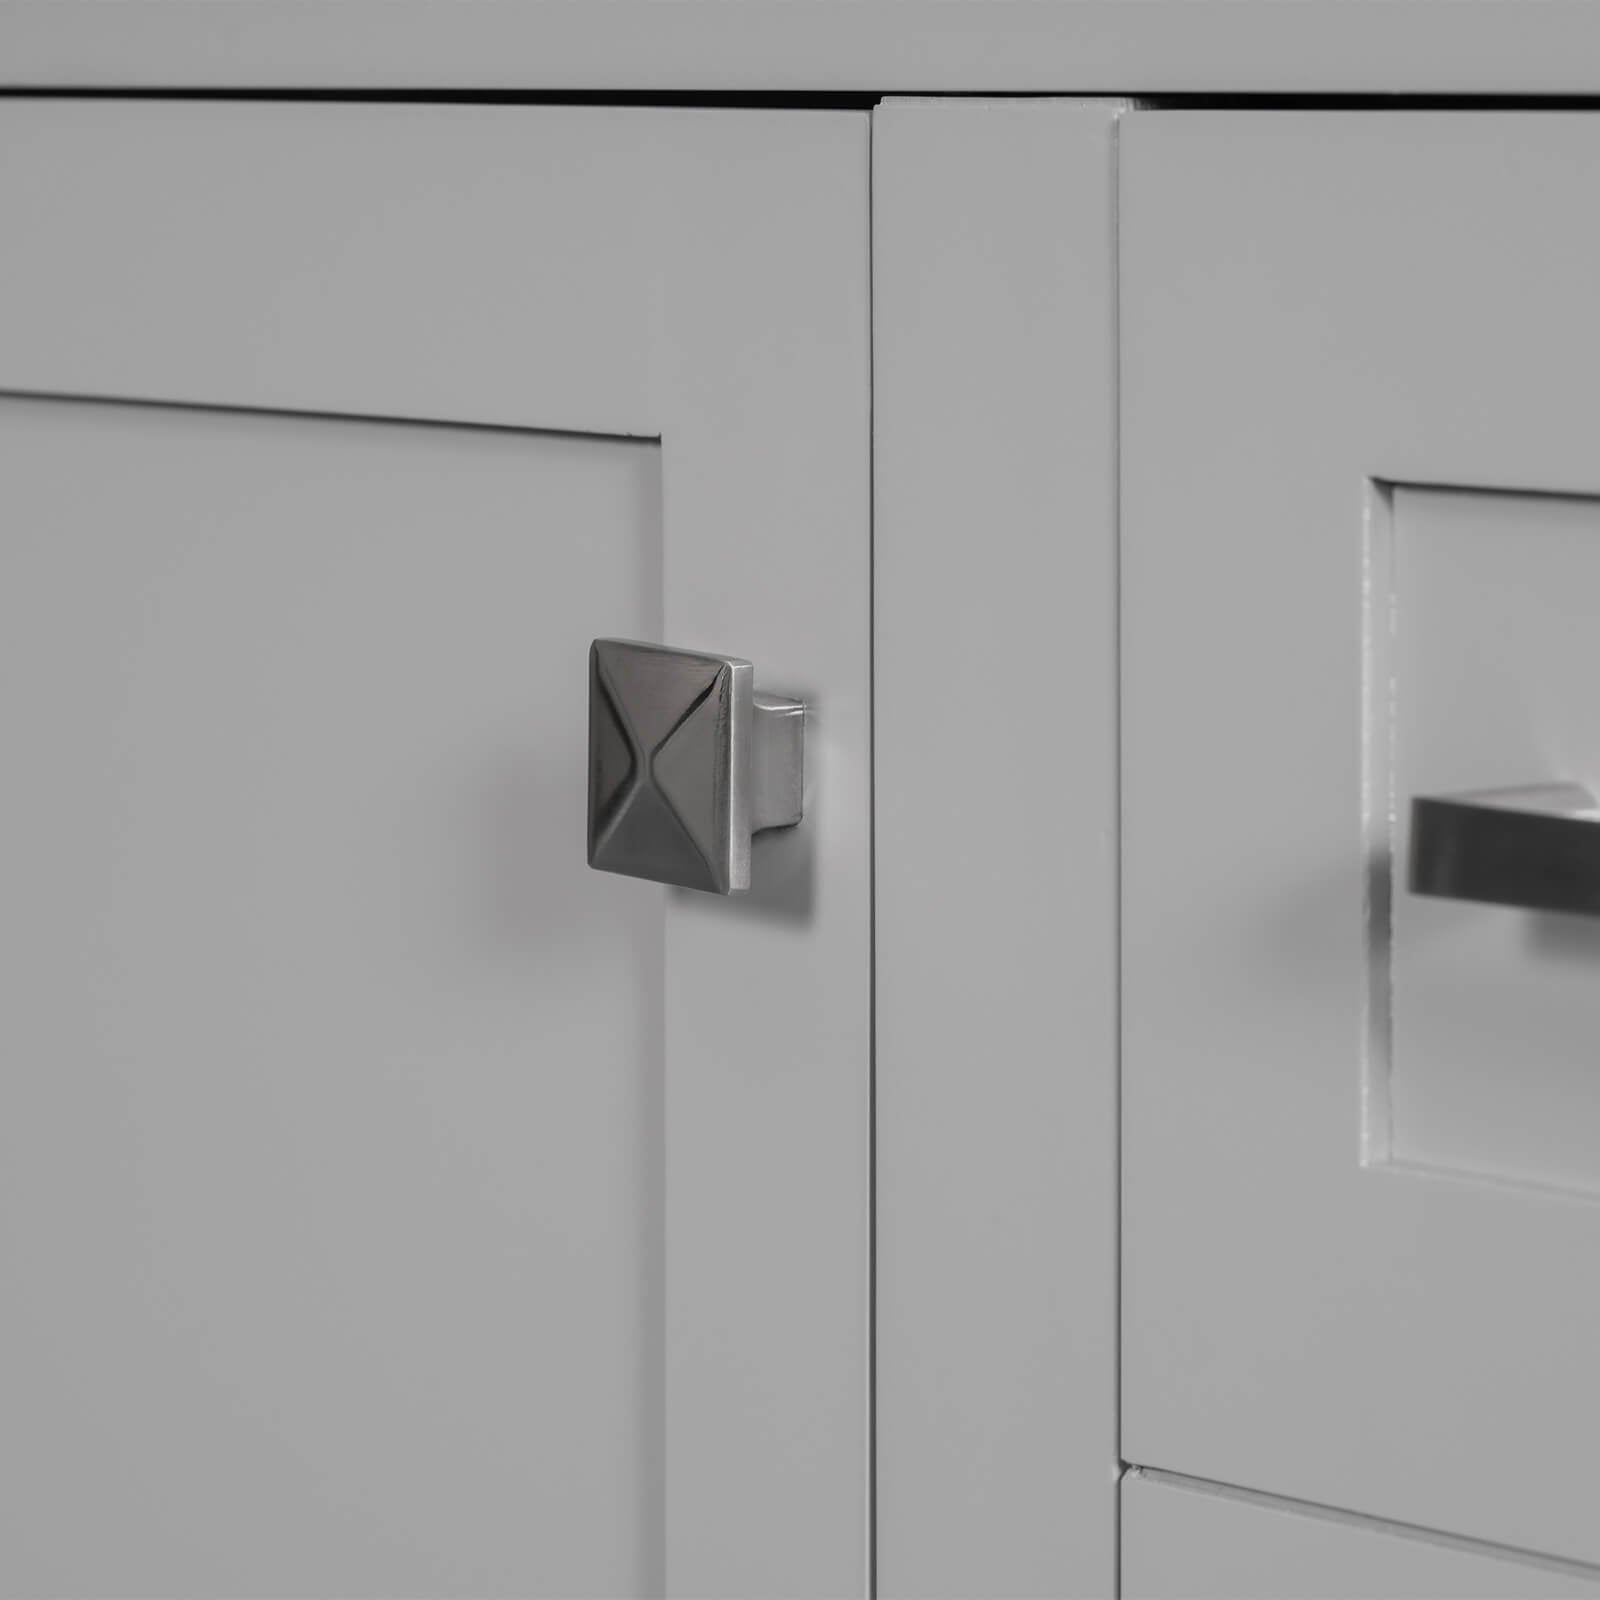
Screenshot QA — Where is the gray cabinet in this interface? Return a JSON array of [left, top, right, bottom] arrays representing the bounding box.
[[6, 43, 1600, 1600]]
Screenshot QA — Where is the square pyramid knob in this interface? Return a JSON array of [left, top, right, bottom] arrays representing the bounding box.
[[588, 639, 805, 894]]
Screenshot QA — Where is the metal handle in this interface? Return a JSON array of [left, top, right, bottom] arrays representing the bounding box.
[[1409, 783, 1600, 916], [587, 638, 804, 894]]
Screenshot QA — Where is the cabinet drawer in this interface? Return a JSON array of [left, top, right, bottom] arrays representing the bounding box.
[[1123, 112, 1600, 1565]]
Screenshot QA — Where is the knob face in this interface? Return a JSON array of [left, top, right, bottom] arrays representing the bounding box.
[[588, 639, 751, 893]]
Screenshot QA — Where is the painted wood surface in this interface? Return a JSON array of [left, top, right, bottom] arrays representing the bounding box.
[[1124, 1471, 1600, 1598], [0, 100, 871, 1597], [1122, 111, 1600, 1567], [4, 1, 1600, 93], [873, 97, 1122, 1599], [0, 401, 668, 1597]]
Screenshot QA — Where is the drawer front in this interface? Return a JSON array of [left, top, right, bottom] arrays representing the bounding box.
[[1123, 112, 1600, 1564]]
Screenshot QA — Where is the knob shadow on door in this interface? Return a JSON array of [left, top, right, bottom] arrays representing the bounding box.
[[587, 638, 805, 894]]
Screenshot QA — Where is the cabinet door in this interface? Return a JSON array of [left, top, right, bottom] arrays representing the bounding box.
[[1124, 112, 1600, 1565], [0, 100, 869, 1598]]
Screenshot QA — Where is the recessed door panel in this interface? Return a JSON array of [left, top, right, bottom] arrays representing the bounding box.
[[0, 397, 663, 1595]]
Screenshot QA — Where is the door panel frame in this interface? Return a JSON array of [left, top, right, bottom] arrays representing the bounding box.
[[0, 97, 871, 1598]]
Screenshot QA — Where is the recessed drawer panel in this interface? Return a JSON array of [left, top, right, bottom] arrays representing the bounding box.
[[1381, 485, 1600, 1196]]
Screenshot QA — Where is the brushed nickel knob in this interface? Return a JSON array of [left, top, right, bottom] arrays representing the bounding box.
[[587, 638, 804, 894]]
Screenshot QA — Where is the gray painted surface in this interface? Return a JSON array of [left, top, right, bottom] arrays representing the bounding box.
[[0, 401, 666, 1595], [1125, 1471, 1600, 1598], [873, 97, 1123, 1599], [3, 0, 1600, 93], [0, 101, 871, 1597], [1122, 112, 1600, 1567]]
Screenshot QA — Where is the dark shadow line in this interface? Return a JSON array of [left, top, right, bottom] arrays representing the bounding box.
[[11, 88, 1600, 111], [1128, 1465, 1600, 1582], [1377, 472, 1600, 505], [0, 86, 880, 109], [651, 674, 720, 762], [0, 387, 660, 446]]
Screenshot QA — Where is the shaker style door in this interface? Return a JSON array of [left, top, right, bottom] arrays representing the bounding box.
[[1123, 112, 1600, 1566], [0, 101, 870, 1599]]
